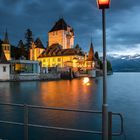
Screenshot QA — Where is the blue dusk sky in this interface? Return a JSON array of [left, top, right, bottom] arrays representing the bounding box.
[[0, 0, 140, 56]]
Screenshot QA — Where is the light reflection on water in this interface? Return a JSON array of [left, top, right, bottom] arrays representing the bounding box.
[[0, 73, 140, 140], [83, 77, 90, 86]]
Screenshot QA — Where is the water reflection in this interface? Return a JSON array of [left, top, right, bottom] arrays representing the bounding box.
[[39, 78, 98, 109], [0, 78, 101, 140], [83, 77, 90, 86]]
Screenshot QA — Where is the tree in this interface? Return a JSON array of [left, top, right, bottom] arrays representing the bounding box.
[[25, 29, 33, 59], [17, 40, 27, 59], [95, 51, 99, 60], [98, 59, 103, 70], [25, 29, 33, 51], [107, 60, 113, 72], [11, 45, 19, 59], [75, 44, 81, 50]]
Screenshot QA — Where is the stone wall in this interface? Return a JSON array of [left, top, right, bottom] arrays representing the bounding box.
[[40, 73, 61, 80], [10, 73, 61, 81], [10, 74, 40, 81]]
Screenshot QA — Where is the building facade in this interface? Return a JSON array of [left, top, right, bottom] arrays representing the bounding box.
[[38, 44, 85, 69], [29, 18, 95, 71], [48, 18, 74, 49]]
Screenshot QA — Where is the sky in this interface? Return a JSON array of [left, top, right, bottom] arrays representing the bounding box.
[[0, 0, 140, 56]]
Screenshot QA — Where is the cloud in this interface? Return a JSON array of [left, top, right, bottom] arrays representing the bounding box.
[[107, 44, 140, 56], [0, 0, 140, 55]]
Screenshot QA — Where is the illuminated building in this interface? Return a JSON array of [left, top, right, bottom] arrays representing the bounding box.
[[48, 18, 74, 49], [29, 18, 95, 71], [86, 42, 95, 69], [38, 44, 85, 69], [30, 38, 45, 61]]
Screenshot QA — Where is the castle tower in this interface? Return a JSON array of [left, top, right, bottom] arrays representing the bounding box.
[[48, 18, 74, 49], [87, 41, 94, 61], [2, 30, 11, 60]]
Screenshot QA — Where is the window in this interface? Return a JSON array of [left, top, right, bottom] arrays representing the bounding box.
[[43, 59, 46, 62], [3, 66, 6, 72], [52, 58, 55, 62], [57, 58, 61, 62], [47, 59, 50, 62]]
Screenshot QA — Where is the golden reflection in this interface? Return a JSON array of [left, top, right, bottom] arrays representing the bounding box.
[[83, 77, 90, 86]]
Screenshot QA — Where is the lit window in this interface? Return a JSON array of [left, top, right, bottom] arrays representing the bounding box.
[[43, 59, 46, 62], [3, 66, 6, 72], [58, 58, 61, 62]]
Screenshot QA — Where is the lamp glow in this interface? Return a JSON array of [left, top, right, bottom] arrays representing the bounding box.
[[97, 0, 110, 9]]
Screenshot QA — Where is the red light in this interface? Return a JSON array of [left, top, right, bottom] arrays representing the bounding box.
[[97, 0, 110, 9]]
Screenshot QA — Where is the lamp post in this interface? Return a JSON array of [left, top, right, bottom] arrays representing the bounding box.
[[96, 0, 111, 140]]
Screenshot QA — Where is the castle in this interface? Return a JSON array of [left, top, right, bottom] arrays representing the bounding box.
[[30, 18, 95, 70], [0, 18, 96, 74]]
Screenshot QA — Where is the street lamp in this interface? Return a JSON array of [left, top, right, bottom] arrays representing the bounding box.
[[97, 0, 110, 9], [96, 0, 111, 140]]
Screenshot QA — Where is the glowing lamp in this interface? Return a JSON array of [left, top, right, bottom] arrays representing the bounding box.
[[97, 0, 111, 9]]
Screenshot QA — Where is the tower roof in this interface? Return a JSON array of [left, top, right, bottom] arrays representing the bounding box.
[[3, 30, 9, 44], [35, 38, 45, 49], [49, 18, 70, 32], [87, 42, 94, 61]]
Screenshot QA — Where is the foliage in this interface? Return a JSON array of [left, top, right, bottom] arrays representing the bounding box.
[[25, 29, 33, 59], [75, 44, 81, 50], [25, 29, 33, 50], [107, 60, 113, 72], [95, 51, 99, 60], [17, 40, 28, 59]]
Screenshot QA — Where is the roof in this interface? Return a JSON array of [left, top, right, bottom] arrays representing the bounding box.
[[38, 44, 84, 58], [3, 30, 9, 44], [35, 38, 45, 49], [49, 18, 73, 32], [87, 42, 94, 61]]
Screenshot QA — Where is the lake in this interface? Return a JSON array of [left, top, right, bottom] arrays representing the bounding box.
[[0, 73, 139, 140]]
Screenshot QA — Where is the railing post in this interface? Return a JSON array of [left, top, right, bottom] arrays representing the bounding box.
[[24, 104, 28, 140], [108, 112, 112, 140]]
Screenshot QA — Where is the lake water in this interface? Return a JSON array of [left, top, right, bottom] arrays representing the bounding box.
[[0, 73, 139, 140]]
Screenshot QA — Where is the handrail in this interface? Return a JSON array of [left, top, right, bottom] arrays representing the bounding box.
[[0, 102, 101, 114], [112, 112, 124, 136], [0, 120, 102, 135], [0, 102, 125, 140]]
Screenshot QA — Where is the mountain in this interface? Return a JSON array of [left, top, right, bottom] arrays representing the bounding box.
[[107, 54, 140, 72]]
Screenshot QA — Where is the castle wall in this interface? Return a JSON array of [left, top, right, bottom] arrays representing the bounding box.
[[0, 64, 10, 80]]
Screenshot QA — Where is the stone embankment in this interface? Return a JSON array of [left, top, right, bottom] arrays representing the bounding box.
[[9, 73, 61, 81]]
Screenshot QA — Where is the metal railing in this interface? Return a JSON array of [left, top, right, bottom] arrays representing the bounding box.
[[0, 102, 124, 140]]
